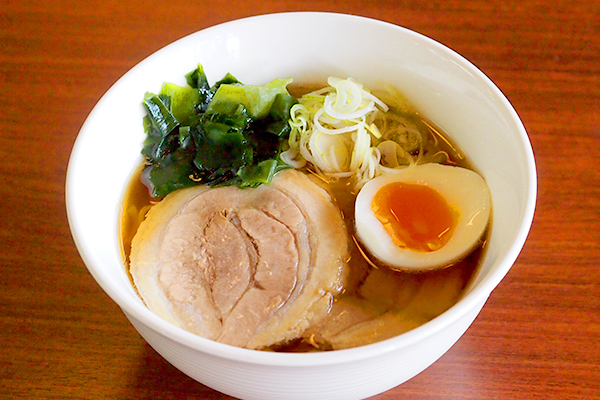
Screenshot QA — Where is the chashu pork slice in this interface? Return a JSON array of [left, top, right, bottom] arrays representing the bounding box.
[[130, 169, 349, 350]]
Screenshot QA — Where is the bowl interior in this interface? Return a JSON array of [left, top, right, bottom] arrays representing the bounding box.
[[66, 12, 536, 360]]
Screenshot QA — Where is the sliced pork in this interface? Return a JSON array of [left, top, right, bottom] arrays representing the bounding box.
[[303, 259, 469, 349], [130, 169, 349, 350]]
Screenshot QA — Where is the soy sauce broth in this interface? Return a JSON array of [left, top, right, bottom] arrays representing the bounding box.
[[119, 84, 490, 351]]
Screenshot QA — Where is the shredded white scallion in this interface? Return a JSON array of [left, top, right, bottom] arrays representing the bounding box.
[[285, 77, 423, 189]]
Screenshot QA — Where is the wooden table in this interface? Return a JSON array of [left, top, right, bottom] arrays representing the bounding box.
[[2, 1, 598, 399]]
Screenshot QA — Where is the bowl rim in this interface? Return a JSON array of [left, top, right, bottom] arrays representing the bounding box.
[[66, 11, 537, 367]]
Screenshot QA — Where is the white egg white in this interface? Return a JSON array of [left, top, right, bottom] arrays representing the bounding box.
[[355, 163, 491, 271]]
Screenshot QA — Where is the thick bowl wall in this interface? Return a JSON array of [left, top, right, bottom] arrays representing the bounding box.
[[66, 12, 536, 400], [127, 300, 485, 400]]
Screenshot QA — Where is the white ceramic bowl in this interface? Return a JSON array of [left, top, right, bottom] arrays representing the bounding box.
[[66, 12, 536, 400]]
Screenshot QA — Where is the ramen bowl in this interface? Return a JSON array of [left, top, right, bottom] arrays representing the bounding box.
[[66, 12, 536, 400]]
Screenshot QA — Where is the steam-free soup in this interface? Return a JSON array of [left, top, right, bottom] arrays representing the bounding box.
[[121, 76, 490, 351]]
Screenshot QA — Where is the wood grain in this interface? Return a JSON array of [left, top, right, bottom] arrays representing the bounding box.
[[1, 0, 598, 399]]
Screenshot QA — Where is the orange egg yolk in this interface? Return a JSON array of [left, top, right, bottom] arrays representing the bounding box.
[[371, 182, 458, 252]]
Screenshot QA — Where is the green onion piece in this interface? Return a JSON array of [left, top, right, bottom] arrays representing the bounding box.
[[237, 158, 291, 187], [142, 92, 179, 137], [207, 78, 293, 120], [159, 83, 201, 126], [141, 147, 198, 198]]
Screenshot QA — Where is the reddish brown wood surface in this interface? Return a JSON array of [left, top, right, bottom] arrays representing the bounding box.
[[1, 1, 598, 399]]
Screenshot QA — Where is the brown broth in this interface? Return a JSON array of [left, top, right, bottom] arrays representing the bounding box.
[[119, 85, 489, 351], [119, 163, 153, 281]]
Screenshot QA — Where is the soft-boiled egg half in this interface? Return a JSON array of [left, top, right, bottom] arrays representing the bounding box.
[[355, 163, 491, 271]]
